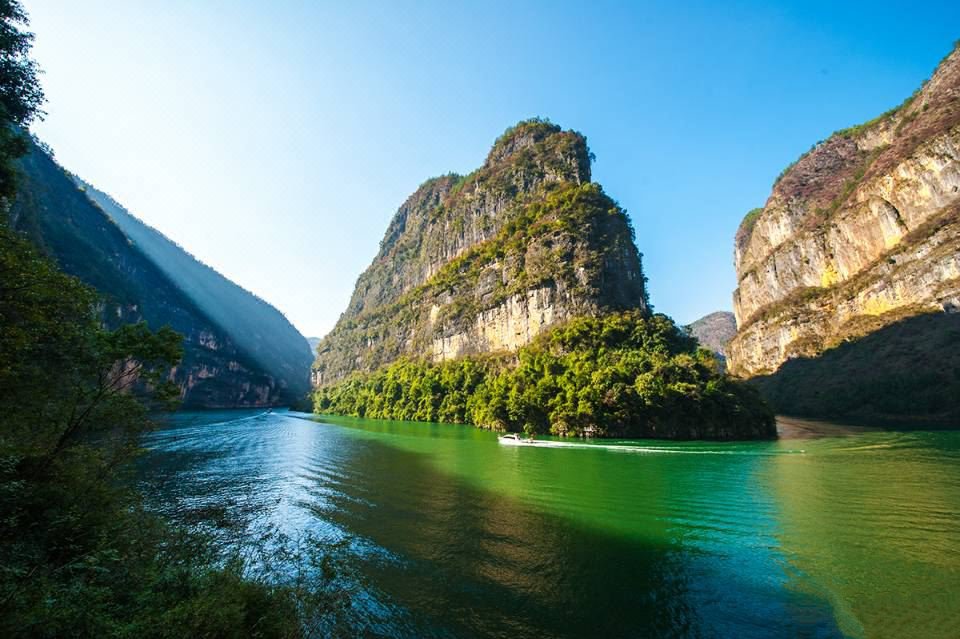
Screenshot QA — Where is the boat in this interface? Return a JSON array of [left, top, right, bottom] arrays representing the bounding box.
[[497, 433, 552, 447]]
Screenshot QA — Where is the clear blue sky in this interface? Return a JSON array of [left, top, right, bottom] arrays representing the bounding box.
[[24, 0, 960, 337]]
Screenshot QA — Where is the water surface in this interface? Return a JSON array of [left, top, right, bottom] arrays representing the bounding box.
[[140, 411, 960, 638]]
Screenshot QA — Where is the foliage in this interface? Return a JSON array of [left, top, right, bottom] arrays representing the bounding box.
[[737, 207, 764, 241], [0, 216, 349, 637], [0, 0, 43, 201], [316, 312, 775, 440]]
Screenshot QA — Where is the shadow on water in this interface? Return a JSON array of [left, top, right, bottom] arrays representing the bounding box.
[[750, 312, 960, 427]]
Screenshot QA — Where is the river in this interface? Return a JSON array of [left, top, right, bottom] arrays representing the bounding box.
[[139, 410, 960, 638]]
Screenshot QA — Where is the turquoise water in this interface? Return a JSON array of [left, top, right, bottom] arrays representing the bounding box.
[[140, 411, 960, 638]]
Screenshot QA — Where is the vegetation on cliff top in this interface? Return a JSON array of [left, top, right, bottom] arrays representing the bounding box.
[[315, 312, 775, 440]]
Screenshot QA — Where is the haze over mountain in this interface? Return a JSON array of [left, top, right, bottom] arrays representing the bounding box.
[[10, 137, 311, 407], [78, 178, 313, 400]]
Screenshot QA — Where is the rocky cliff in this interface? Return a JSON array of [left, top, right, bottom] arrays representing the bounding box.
[[314, 120, 648, 384], [729, 43, 960, 380], [11, 138, 311, 407]]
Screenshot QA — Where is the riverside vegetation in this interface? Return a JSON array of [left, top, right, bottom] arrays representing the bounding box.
[[0, 3, 341, 636], [316, 312, 775, 440]]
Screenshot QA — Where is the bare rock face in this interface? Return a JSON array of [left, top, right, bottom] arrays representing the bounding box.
[[313, 120, 649, 385], [729, 44, 960, 378]]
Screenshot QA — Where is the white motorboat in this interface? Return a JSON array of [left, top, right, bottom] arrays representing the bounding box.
[[497, 433, 554, 447]]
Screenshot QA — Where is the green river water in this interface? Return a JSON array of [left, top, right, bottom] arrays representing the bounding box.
[[141, 411, 960, 638]]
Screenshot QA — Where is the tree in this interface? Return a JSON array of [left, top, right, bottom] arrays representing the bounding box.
[[0, 0, 43, 201]]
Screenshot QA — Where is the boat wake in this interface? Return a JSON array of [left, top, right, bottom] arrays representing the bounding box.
[[499, 435, 804, 456]]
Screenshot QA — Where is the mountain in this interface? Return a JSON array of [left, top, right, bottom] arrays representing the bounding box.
[[687, 311, 736, 357], [76, 178, 313, 400], [313, 120, 775, 440], [10, 138, 312, 407], [306, 337, 321, 355], [728, 43, 960, 421], [313, 119, 648, 385]]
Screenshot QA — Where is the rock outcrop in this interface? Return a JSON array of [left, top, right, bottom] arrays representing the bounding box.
[[11, 138, 312, 407], [729, 43, 960, 379], [313, 120, 648, 384]]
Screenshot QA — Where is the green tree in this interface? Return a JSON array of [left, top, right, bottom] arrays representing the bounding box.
[[315, 312, 775, 440], [0, 0, 43, 200]]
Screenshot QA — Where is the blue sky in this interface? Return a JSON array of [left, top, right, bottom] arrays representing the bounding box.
[[24, 1, 960, 337]]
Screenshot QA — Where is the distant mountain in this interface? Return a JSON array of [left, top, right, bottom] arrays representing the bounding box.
[[10, 137, 311, 407], [307, 337, 321, 355], [687, 311, 737, 357]]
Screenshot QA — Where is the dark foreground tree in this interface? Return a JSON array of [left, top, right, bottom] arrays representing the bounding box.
[[0, 0, 43, 200]]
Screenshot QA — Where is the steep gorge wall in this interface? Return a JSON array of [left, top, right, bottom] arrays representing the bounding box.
[[314, 120, 648, 384], [11, 139, 296, 407], [729, 45, 960, 377], [77, 179, 313, 399]]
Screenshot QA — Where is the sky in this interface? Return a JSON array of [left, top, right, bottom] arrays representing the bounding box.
[[23, 0, 960, 338]]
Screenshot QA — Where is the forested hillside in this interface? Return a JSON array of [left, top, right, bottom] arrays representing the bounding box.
[[9, 138, 307, 406], [78, 178, 313, 400]]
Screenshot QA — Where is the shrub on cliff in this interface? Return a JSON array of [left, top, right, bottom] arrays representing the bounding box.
[[314, 312, 776, 440]]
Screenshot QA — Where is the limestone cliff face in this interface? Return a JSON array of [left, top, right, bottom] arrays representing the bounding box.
[[729, 45, 960, 377], [314, 120, 648, 384]]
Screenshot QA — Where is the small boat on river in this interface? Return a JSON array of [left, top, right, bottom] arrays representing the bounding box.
[[497, 433, 553, 447]]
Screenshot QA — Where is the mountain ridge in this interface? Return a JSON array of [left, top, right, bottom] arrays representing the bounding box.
[[76, 177, 313, 400], [11, 137, 310, 407]]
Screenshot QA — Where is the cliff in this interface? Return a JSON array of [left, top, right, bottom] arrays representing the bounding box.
[[729, 44, 960, 383], [313, 120, 648, 384], [11, 138, 311, 407]]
